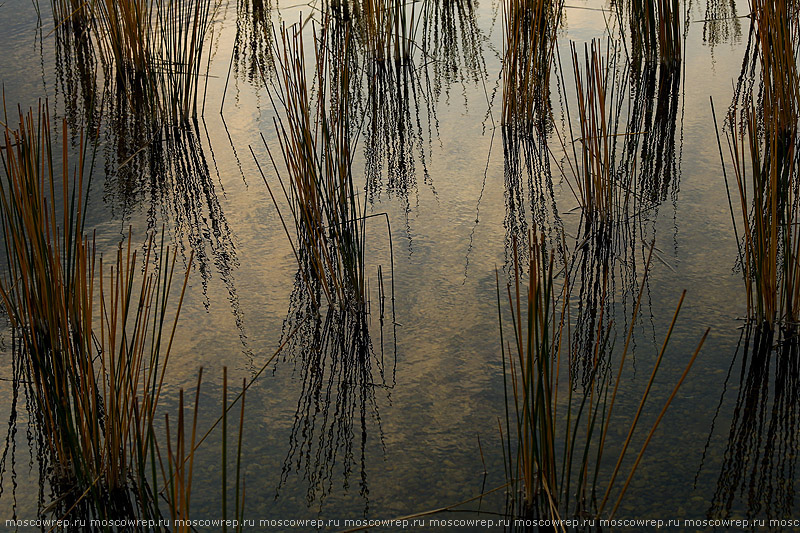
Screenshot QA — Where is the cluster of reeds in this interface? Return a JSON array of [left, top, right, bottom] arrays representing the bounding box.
[[0, 102, 252, 525], [722, 0, 800, 326], [500, 234, 707, 521], [502, 0, 562, 128], [550, 38, 676, 386], [0, 103, 193, 518], [251, 20, 397, 506], [46, 0, 217, 124], [257, 20, 367, 309], [560, 41, 628, 224], [355, 0, 416, 65], [723, 101, 799, 325], [622, 0, 682, 67]]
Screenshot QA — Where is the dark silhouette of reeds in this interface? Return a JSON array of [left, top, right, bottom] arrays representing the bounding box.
[[233, 0, 275, 86], [626, 62, 682, 205], [501, 118, 562, 265], [699, 0, 743, 50], [277, 270, 393, 509], [363, 52, 434, 203], [618, 0, 682, 68], [707, 325, 800, 520], [419, 0, 487, 100]]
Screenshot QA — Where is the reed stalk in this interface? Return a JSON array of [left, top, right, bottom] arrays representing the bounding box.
[[722, 0, 800, 326], [158, 369, 247, 531], [559, 40, 628, 224]]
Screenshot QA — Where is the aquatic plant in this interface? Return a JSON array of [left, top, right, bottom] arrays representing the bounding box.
[[564, 40, 624, 223], [502, 0, 562, 128], [159, 369, 247, 532], [357, 0, 416, 65], [723, 99, 799, 325], [499, 234, 707, 521], [256, 19, 367, 309], [46, 0, 217, 123], [0, 102, 192, 519], [720, 0, 799, 326]]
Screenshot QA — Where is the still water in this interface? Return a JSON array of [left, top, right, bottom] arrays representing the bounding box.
[[0, 0, 789, 528]]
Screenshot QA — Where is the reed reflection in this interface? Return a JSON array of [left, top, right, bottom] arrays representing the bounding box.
[[699, 0, 742, 49], [627, 61, 682, 205], [257, 19, 396, 509], [277, 264, 394, 509], [708, 325, 800, 520], [501, 125, 562, 265], [550, 39, 679, 383], [364, 58, 433, 203], [233, 0, 275, 86], [419, 0, 487, 100]]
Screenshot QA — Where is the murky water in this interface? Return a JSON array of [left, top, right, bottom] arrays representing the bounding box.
[[0, 0, 792, 528]]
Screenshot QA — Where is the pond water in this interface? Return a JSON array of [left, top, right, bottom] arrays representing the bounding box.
[[0, 0, 793, 529]]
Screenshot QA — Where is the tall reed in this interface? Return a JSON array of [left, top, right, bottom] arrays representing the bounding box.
[[358, 0, 415, 64], [724, 100, 799, 325], [0, 102, 191, 518], [559, 41, 628, 224], [159, 369, 247, 531], [500, 234, 707, 520], [257, 19, 367, 309], [721, 0, 800, 326]]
